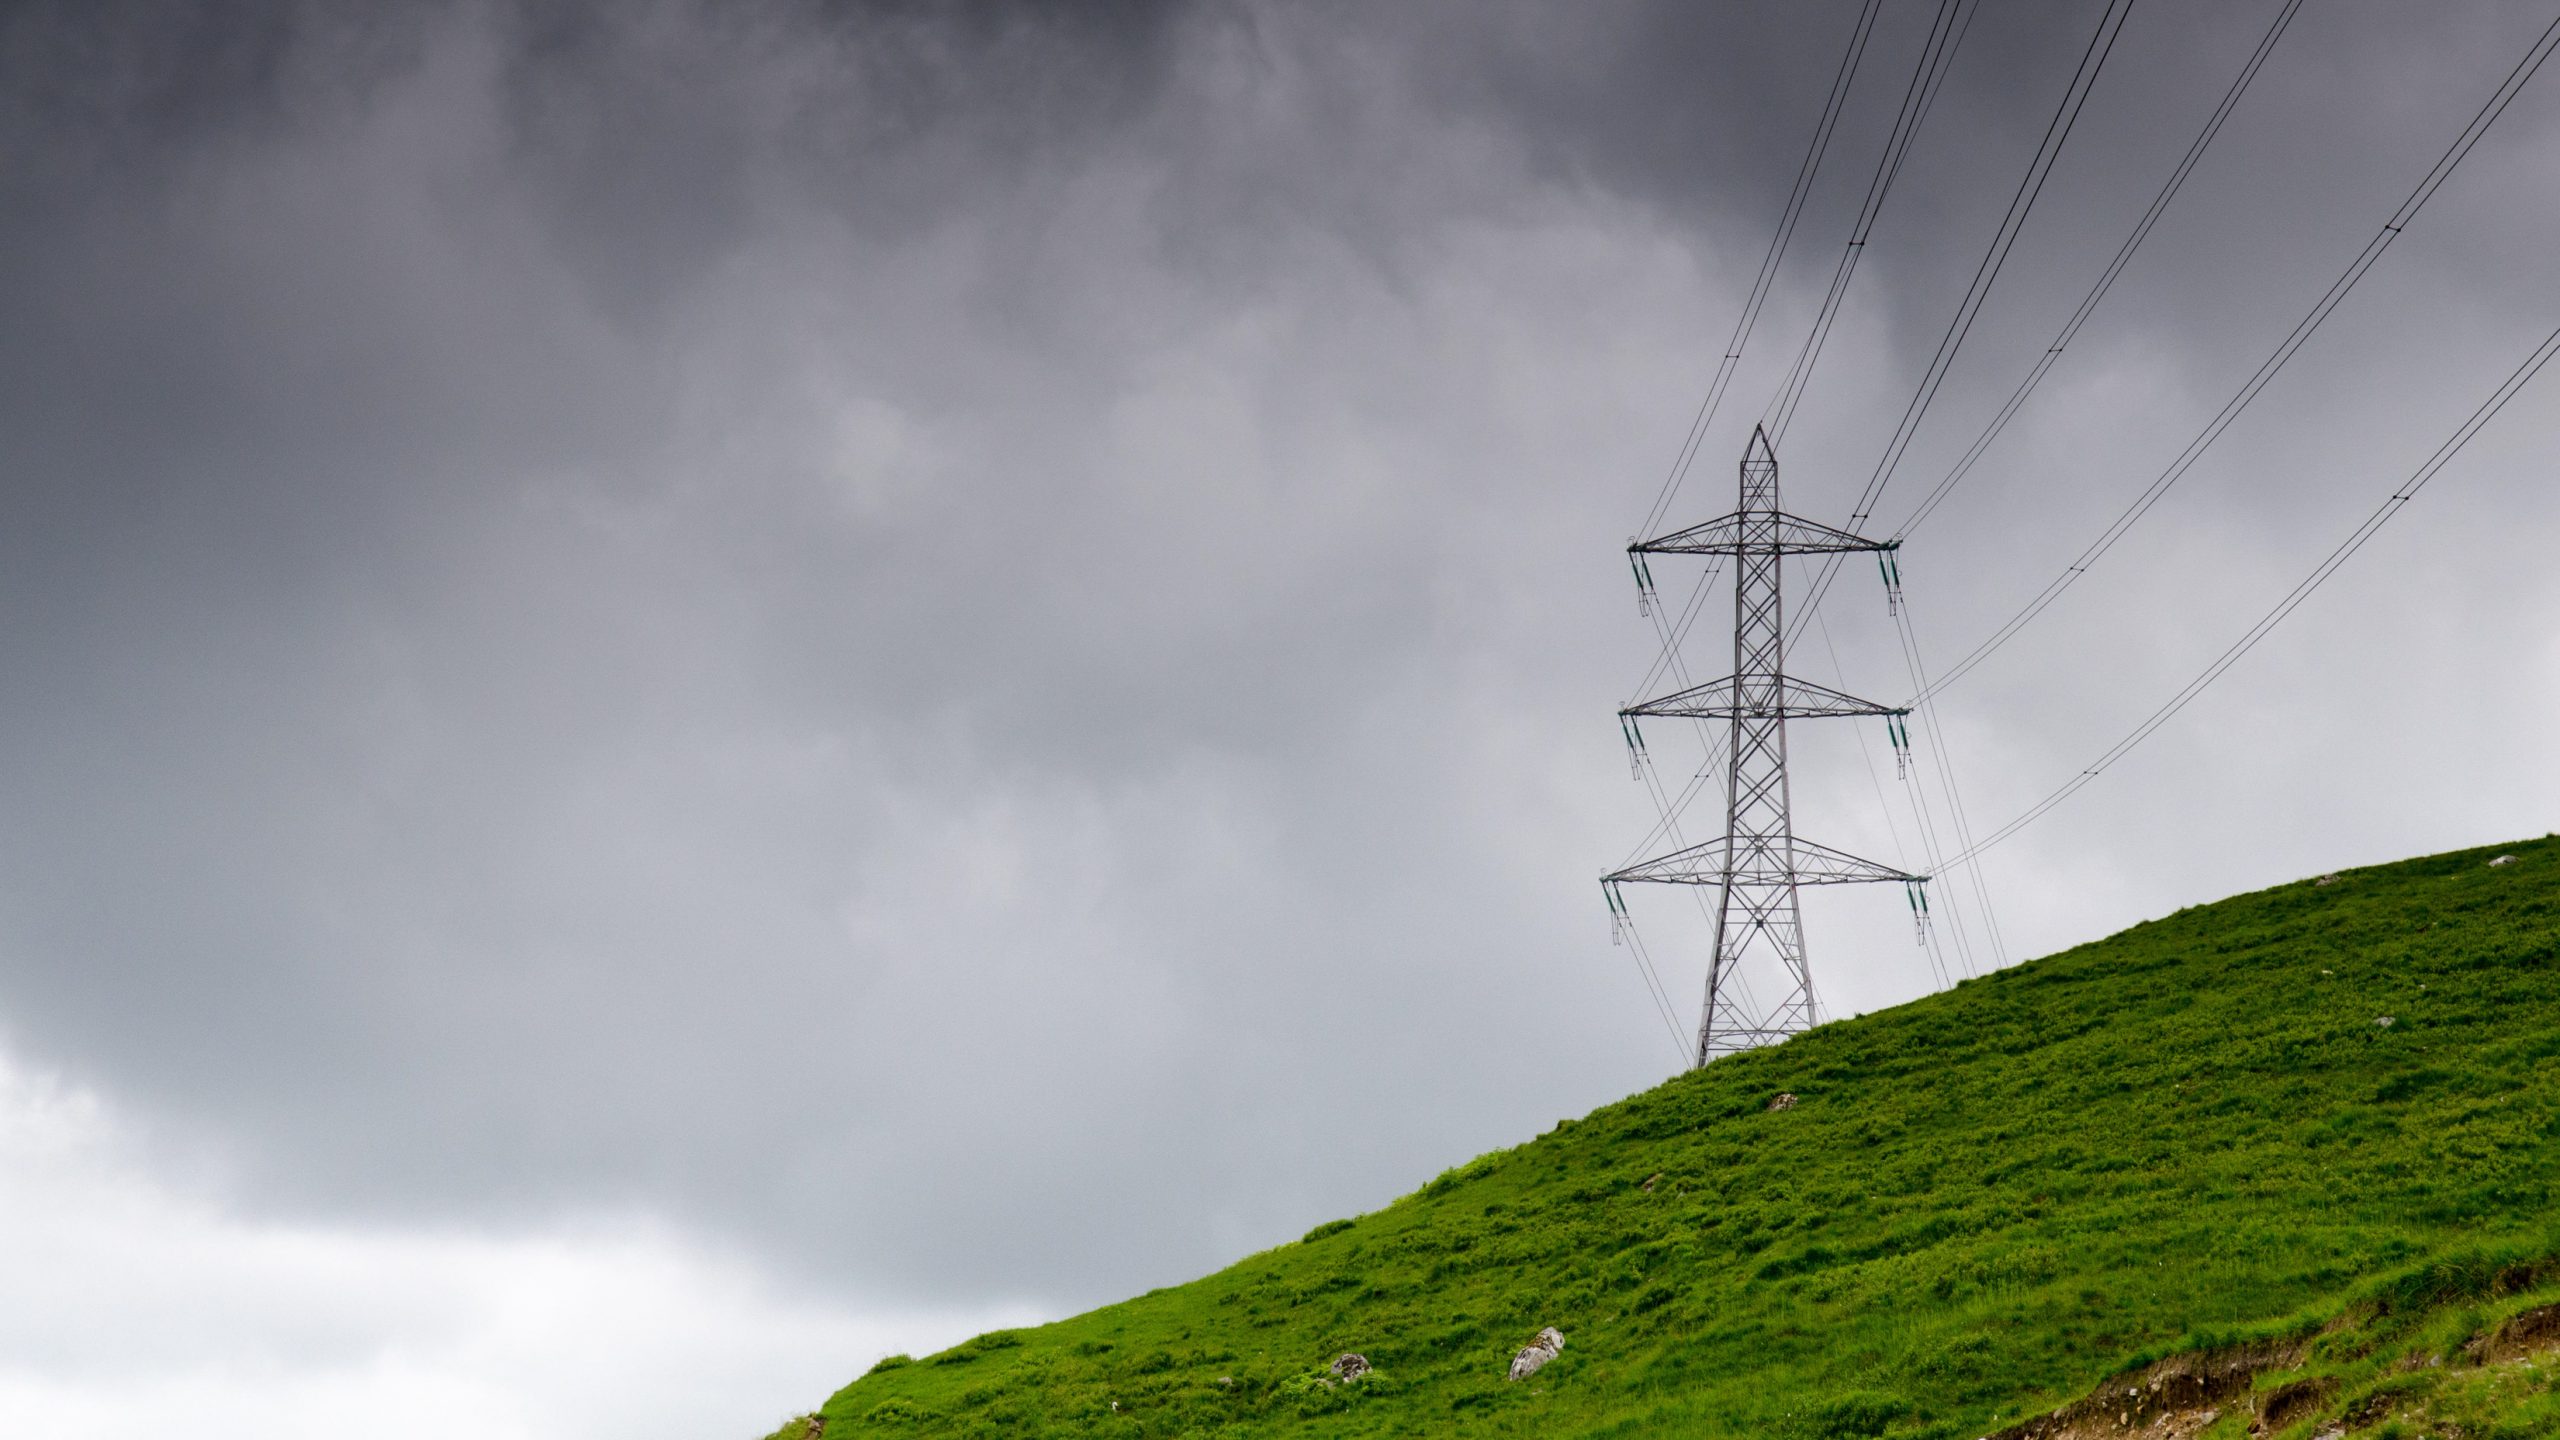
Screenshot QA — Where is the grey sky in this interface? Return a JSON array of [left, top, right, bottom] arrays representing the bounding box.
[[2, 1, 2557, 1418]]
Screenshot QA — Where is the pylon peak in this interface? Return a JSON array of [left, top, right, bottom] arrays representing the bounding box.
[[1744, 424, 1777, 469]]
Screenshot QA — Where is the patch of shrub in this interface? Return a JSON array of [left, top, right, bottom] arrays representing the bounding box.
[[1911, 1333, 1994, 1381], [1798, 1390, 1912, 1438]]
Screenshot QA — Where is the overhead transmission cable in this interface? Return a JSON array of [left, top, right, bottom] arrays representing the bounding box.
[[1937, 318, 2560, 871], [1623, 0, 1991, 1010], [1615, 917, 1696, 1063], [1786, 0, 2139, 655], [1627, 0, 1910, 705], [1763, 0, 1978, 447], [1914, 10, 2560, 707], [1635, 0, 1887, 543], [1757, 0, 2138, 975], [1618, 590, 1715, 1056], [1631, 0, 1971, 710], [1634, 591, 1775, 1039], [1848, 0, 2137, 533], [1617, 0, 1901, 917], [1888, 594, 2005, 966], [1896, 0, 2306, 542], [1814, 612, 1964, 988]]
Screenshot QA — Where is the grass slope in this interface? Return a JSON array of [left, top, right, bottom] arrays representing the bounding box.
[[798, 837, 2560, 1437]]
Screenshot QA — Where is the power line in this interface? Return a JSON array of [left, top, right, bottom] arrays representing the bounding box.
[[1847, 0, 2138, 533], [1915, 10, 2560, 707], [1626, 555, 1725, 715], [1750, 0, 2146, 973], [1624, 571, 1771, 1058], [1938, 318, 2560, 871], [1614, 896, 1700, 1064], [1628, 0, 1966, 712], [1895, 0, 2306, 542], [1889, 595, 2004, 968], [1763, 0, 1977, 446], [1614, 4, 2000, 1037], [1783, 0, 2141, 663], [1636, 0, 1887, 543], [1814, 611, 1959, 990]]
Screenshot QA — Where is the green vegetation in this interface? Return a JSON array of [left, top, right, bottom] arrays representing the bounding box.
[[799, 837, 2560, 1436]]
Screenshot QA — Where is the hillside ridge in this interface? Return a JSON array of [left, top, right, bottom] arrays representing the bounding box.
[[783, 836, 2560, 1437]]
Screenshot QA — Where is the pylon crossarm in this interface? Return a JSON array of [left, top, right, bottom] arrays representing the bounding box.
[[1605, 834, 1924, 889], [1624, 672, 1907, 721], [1632, 511, 1896, 556]]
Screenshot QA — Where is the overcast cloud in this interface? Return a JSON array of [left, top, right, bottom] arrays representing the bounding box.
[[3, 1, 2559, 1434]]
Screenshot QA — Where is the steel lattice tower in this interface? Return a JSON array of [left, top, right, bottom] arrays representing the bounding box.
[[1606, 427, 1927, 1068]]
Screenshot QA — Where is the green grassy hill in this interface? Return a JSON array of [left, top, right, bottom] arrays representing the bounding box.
[[786, 837, 2560, 1438]]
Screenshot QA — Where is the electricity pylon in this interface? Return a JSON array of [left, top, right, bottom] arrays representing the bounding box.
[[1605, 426, 1927, 1068]]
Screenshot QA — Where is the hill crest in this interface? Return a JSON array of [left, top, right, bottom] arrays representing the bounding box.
[[787, 836, 2560, 1438]]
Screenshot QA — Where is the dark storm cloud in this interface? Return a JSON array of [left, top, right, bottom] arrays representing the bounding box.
[[1, 0, 2556, 1318], [0, 0, 1683, 1303], [486, 0, 1189, 314]]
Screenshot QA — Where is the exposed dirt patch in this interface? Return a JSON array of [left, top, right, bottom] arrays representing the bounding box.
[[2250, 1375, 2335, 1434], [1988, 1341, 2300, 1440], [1987, 1303, 2560, 1440], [2463, 1301, 2560, 1366]]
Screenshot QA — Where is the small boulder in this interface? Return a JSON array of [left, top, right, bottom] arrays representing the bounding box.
[[2315, 873, 2340, 886], [1331, 1353, 1370, 1381], [2374, 1015, 2396, 1029], [1767, 1092, 1798, 1112], [2490, 855, 2519, 867], [1508, 1327, 1565, 1381]]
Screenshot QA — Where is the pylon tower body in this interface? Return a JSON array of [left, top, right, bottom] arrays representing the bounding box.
[[1606, 427, 1926, 1068]]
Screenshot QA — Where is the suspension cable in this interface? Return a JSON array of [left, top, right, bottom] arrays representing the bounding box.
[[1785, 0, 2140, 652], [1914, 11, 2560, 707], [1636, 0, 1888, 543], [1763, 0, 1977, 447], [1896, 0, 2307, 542], [1939, 318, 2560, 871]]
